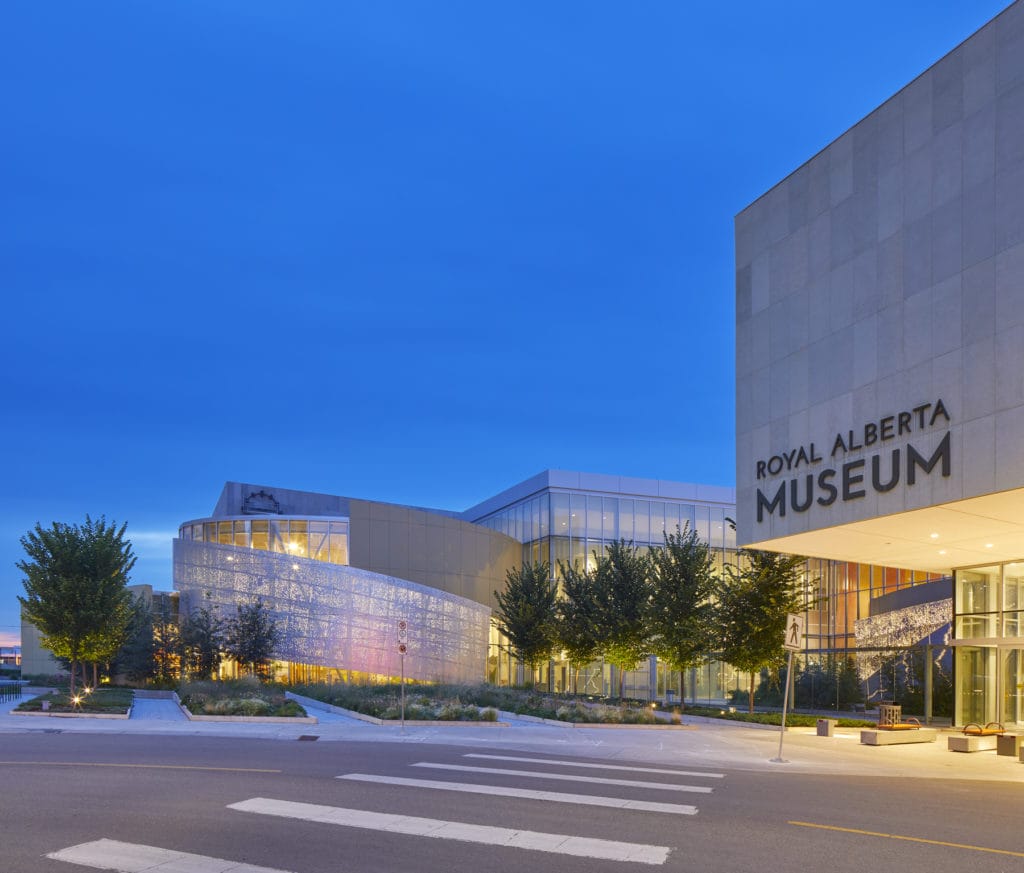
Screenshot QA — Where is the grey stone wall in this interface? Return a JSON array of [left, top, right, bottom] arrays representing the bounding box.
[[735, 1, 1024, 546]]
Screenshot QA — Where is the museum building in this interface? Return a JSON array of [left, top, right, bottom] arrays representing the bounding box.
[[172, 473, 948, 704], [735, 0, 1024, 726]]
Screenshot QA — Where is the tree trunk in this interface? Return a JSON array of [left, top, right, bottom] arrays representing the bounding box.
[[618, 667, 625, 701], [572, 664, 578, 695], [748, 673, 755, 713], [92, 662, 98, 689], [68, 658, 77, 698], [679, 669, 686, 711]]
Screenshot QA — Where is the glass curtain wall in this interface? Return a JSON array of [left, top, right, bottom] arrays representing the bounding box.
[[954, 561, 1024, 727], [480, 489, 947, 703], [178, 517, 350, 566], [479, 490, 738, 697]]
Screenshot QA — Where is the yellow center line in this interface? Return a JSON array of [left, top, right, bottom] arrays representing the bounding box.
[[789, 821, 1024, 859], [0, 761, 281, 773]]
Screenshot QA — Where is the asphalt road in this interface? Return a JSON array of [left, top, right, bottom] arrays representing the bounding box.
[[2, 732, 1022, 873]]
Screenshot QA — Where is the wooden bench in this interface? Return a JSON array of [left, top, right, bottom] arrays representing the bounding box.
[[861, 728, 937, 745]]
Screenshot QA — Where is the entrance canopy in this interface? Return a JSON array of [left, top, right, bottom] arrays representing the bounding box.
[[744, 488, 1024, 573]]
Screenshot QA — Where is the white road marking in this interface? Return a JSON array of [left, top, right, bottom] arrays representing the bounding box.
[[48, 838, 293, 872], [413, 762, 713, 793], [464, 753, 726, 779], [229, 797, 671, 865], [337, 773, 698, 814]]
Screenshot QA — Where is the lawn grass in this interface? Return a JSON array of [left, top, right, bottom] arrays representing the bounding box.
[[15, 687, 134, 714]]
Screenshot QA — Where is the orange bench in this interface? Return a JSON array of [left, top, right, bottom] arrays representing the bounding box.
[[962, 722, 1004, 736], [876, 716, 922, 731]]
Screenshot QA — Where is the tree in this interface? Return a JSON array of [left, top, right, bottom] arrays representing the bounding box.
[[593, 540, 652, 699], [181, 601, 225, 680], [224, 601, 280, 679], [18, 516, 136, 696], [493, 562, 557, 684], [556, 560, 602, 694], [716, 548, 810, 712], [110, 597, 156, 683], [648, 525, 716, 708], [151, 597, 183, 684]]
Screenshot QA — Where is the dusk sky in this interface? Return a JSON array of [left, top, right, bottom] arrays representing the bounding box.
[[0, 1, 1008, 645]]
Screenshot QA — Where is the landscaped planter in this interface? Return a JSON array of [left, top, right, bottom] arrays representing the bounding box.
[[173, 692, 318, 724], [285, 691, 509, 727]]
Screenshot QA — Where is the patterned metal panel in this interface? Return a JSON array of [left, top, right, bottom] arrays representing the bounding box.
[[173, 539, 490, 683]]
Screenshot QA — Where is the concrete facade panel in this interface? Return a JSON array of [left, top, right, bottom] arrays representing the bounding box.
[[735, 0, 1024, 564]]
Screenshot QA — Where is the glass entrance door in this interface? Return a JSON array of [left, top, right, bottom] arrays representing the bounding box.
[[956, 646, 994, 725], [1002, 649, 1024, 726]]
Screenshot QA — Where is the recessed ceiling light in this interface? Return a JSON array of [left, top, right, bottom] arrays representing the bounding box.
[[938, 550, 947, 555], [929, 533, 939, 539], [985, 543, 994, 548]]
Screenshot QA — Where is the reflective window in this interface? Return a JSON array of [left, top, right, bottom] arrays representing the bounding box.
[[602, 498, 617, 540], [251, 520, 269, 551], [958, 567, 997, 614], [552, 493, 570, 538], [569, 494, 585, 538], [618, 499, 634, 542], [695, 505, 710, 543], [650, 501, 666, 544], [634, 500, 650, 543], [586, 496, 602, 540], [665, 502, 681, 537]]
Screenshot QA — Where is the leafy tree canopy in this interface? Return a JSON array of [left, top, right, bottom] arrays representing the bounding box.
[[648, 525, 716, 702], [556, 560, 602, 691], [494, 562, 557, 674], [181, 601, 226, 680], [717, 548, 811, 712], [18, 516, 136, 695], [593, 540, 652, 695], [224, 600, 281, 678]]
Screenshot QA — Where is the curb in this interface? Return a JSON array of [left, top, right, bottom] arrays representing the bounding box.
[[500, 710, 694, 729], [285, 691, 510, 727], [11, 708, 133, 720]]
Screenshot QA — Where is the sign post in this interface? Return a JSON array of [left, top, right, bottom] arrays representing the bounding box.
[[772, 612, 805, 763], [397, 620, 408, 731]]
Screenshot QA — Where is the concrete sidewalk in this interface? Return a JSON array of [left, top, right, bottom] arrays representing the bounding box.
[[1, 688, 1021, 784]]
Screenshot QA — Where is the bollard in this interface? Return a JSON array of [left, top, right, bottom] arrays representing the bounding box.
[[816, 718, 836, 737]]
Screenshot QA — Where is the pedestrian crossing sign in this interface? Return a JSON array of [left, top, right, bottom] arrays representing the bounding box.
[[783, 613, 804, 651]]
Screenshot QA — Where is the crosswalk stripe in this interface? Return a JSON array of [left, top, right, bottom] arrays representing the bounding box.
[[412, 762, 713, 793], [47, 838, 293, 872], [464, 753, 726, 779], [337, 773, 698, 815], [229, 797, 671, 865]]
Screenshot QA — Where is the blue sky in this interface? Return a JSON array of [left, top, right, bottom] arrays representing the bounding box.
[[0, 1, 1009, 644]]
